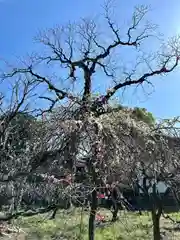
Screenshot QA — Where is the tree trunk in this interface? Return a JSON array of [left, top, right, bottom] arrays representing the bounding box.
[[111, 199, 118, 222], [151, 183, 162, 240], [152, 210, 161, 240], [111, 186, 119, 222], [88, 190, 97, 240], [49, 208, 58, 219]]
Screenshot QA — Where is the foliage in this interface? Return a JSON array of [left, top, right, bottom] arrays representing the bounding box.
[[132, 107, 155, 126]]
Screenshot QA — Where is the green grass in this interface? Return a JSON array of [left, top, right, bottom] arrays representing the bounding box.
[[9, 209, 180, 239]]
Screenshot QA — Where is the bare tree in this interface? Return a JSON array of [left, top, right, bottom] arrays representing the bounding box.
[[127, 119, 180, 240], [0, 2, 180, 240], [0, 80, 78, 217]]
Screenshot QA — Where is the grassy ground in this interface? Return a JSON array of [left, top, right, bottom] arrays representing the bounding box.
[[3, 208, 180, 239]]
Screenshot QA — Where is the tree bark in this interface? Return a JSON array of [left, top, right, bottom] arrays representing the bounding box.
[[88, 190, 97, 240], [49, 207, 58, 219], [112, 205, 118, 222], [111, 198, 118, 222], [151, 183, 162, 240], [152, 210, 161, 240]]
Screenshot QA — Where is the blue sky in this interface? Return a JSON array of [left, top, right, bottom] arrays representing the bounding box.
[[0, 0, 180, 119]]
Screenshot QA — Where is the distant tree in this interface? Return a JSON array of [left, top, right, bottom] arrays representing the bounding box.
[[132, 107, 155, 125]]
